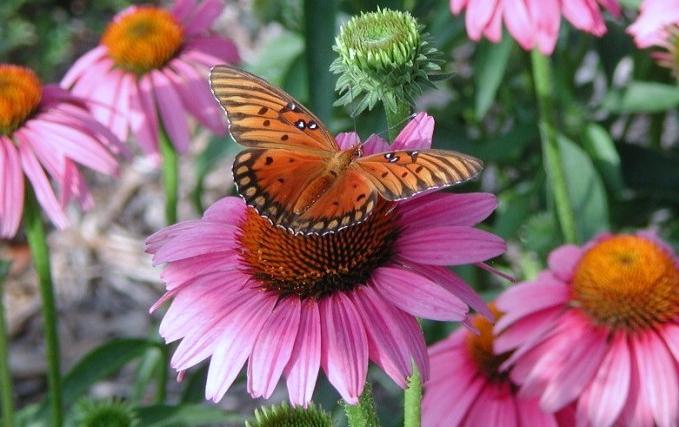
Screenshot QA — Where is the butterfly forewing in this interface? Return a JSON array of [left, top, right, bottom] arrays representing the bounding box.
[[356, 149, 484, 201], [210, 65, 338, 153]]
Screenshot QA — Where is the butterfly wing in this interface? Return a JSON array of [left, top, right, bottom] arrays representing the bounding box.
[[355, 149, 484, 201], [210, 65, 338, 153]]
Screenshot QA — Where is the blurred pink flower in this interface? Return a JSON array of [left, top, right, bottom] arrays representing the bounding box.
[[495, 233, 679, 427], [451, 0, 621, 54], [423, 307, 572, 427], [628, 0, 679, 74], [0, 64, 122, 238], [61, 0, 239, 162], [146, 113, 506, 406]]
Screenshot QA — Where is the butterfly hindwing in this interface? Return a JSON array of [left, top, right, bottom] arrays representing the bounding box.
[[210, 65, 338, 152], [356, 149, 484, 201]]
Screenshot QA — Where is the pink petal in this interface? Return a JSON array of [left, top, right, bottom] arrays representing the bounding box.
[[450, 0, 469, 15], [658, 323, 679, 363], [576, 332, 630, 427], [184, 36, 240, 64], [151, 222, 236, 264], [0, 138, 24, 238], [129, 76, 160, 158], [465, 0, 499, 40], [285, 300, 322, 407], [493, 307, 561, 354], [633, 330, 679, 427], [146, 220, 203, 254], [159, 252, 240, 291], [397, 226, 506, 265], [60, 46, 108, 88], [335, 132, 360, 150], [423, 374, 485, 427], [503, 0, 535, 50], [494, 281, 569, 332], [184, 0, 224, 36], [16, 136, 68, 229], [62, 160, 93, 209], [362, 134, 391, 155], [516, 398, 558, 427], [482, 6, 503, 42], [152, 70, 190, 154], [414, 264, 492, 320], [399, 192, 498, 228], [372, 266, 468, 321], [393, 112, 434, 150], [351, 286, 424, 387], [171, 0, 197, 21], [248, 298, 301, 399], [546, 244, 582, 282], [464, 383, 517, 427], [202, 197, 246, 224], [320, 293, 368, 404], [205, 292, 277, 401]]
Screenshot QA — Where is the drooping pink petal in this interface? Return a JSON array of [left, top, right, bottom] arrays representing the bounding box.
[[397, 226, 506, 265], [60, 45, 108, 88], [464, 383, 517, 427], [516, 398, 558, 427], [129, 76, 160, 158], [15, 135, 68, 229], [248, 298, 301, 399], [633, 330, 679, 427], [372, 266, 468, 321], [205, 292, 277, 401], [393, 112, 434, 150], [171, 0, 197, 21], [0, 138, 24, 238], [152, 70, 190, 154], [423, 374, 485, 427], [185, 36, 240, 64], [503, 0, 535, 50], [494, 281, 569, 332], [62, 160, 94, 210], [493, 307, 561, 354], [466, 0, 500, 40], [184, 0, 224, 36], [399, 192, 498, 228], [413, 264, 492, 320], [576, 332, 630, 427], [285, 301, 322, 407], [526, 0, 561, 54], [320, 293, 369, 404], [658, 323, 679, 363], [169, 59, 226, 133], [151, 222, 237, 264]]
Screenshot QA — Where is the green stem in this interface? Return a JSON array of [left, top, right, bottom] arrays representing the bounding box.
[[159, 127, 179, 225], [0, 261, 15, 427], [304, 0, 337, 125], [403, 365, 422, 427], [530, 50, 577, 244], [155, 345, 169, 404], [344, 383, 379, 427], [385, 100, 412, 143], [23, 189, 62, 427]]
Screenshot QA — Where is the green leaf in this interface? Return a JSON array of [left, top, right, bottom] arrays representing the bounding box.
[[34, 338, 158, 421], [520, 212, 561, 257], [191, 134, 239, 213], [245, 30, 304, 87], [474, 37, 513, 119], [136, 404, 244, 427], [558, 135, 610, 242], [603, 82, 679, 113], [619, 144, 679, 201], [582, 124, 624, 193], [303, 0, 337, 124], [180, 365, 208, 404]]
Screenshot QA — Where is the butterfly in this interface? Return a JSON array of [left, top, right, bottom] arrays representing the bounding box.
[[209, 65, 484, 236]]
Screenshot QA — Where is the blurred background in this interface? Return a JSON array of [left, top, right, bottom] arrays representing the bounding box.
[[1, 0, 678, 425]]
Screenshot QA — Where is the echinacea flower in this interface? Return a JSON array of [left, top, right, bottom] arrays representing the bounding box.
[[146, 113, 506, 406], [0, 64, 122, 238], [628, 0, 679, 75], [495, 232, 679, 427], [423, 306, 570, 427], [451, 0, 621, 55], [61, 0, 239, 161]]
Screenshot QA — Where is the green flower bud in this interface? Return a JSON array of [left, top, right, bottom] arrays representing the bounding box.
[[71, 398, 138, 427], [246, 403, 332, 427], [331, 8, 444, 115]]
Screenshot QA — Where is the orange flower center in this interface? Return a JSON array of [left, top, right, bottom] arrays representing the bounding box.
[[0, 65, 42, 136], [466, 306, 511, 382], [102, 7, 183, 74], [238, 201, 399, 299], [571, 235, 679, 330]]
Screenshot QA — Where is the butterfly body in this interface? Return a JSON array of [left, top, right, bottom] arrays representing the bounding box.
[[210, 65, 484, 236]]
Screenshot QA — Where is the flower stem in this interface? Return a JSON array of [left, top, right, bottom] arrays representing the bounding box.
[[23, 188, 63, 427], [0, 261, 15, 427], [159, 126, 179, 225], [155, 344, 169, 403], [530, 50, 577, 244], [385, 101, 412, 142], [304, 0, 336, 125], [404, 365, 422, 427], [344, 383, 379, 427]]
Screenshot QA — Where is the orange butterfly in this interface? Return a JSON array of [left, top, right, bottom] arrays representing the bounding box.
[[209, 65, 483, 236]]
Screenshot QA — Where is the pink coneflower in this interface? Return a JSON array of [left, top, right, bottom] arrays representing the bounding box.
[[61, 0, 239, 161], [146, 113, 506, 406], [628, 0, 679, 75], [423, 306, 570, 427], [0, 64, 122, 238], [451, 0, 621, 55], [495, 233, 679, 427]]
